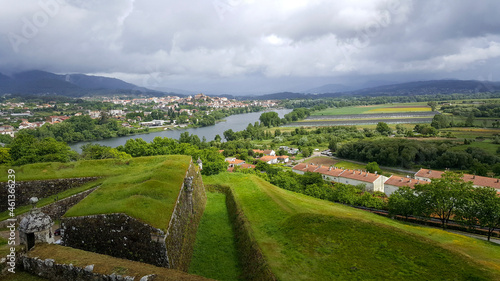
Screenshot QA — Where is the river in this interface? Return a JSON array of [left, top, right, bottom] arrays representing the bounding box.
[[69, 109, 292, 152]]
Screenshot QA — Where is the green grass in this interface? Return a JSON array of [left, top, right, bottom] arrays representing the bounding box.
[[189, 192, 241, 281], [204, 173, 500, 280], [0, 179, 103, 221], [26, 244, 207, 280], [440, 127, 500, 139], [450, 139, 500, 155], [0, 157, 169, 181], [64, 155, 191, 232]]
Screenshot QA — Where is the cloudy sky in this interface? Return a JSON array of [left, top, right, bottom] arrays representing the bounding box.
[[1, 0, 499, 95]]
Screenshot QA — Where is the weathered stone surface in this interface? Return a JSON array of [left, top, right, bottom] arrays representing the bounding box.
[[0, 187, 98, 229], [61, 160, 206, 271], [62, 213, 168, 267], [164, 162, 206, 271], [19, 208, 53, 233], [0, 177, 100, 212], [20, 256, 137, 281]]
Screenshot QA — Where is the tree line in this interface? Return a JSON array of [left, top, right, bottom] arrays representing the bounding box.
[[388, 172, 500, 241], [337, 138, 500, 175]]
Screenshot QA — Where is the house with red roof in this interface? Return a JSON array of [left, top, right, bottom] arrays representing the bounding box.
[[384, 175, 430, 196], [337, 169, 387, 193]]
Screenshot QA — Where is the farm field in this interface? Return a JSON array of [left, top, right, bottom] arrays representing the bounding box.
[[292, 104, 436, 127], [450, 139, 500, 155], [311, 103, 432, 116], [286, 117, 434, 127], [204, 173, 500, 281], [440, 127, 500, 139]]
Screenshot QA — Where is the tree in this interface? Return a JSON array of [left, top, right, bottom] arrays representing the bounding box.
[[365, 162, 382, 174], [427, 101, 437, 111], [328, 139, 338, 152], [259, 112, 281, 127], [0, 148, 12, 164], [388, 186, 419, 220], [199, 148, 227, 176], [376, 122, 391, 135], [455, 187, 500, 241], [223, 129, 237, 142], [414, 172, 473, 229]]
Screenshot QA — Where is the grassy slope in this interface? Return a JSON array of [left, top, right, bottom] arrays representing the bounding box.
[[0, 179, 103, 221], [64, 155, 191, 232], [189, 192, 241, 281], [205, 173, 500, 281], [2, 272, 48, 281], [0, 157, 170, 181], [26, 244, 210, 281]]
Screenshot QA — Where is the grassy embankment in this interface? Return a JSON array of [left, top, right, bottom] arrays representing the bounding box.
[[189, 192, 241, 281], [64, 155, 191, 232], [20, 244, 210, 281], [0, 156, 177, 222], [204, 172, 500, 280]]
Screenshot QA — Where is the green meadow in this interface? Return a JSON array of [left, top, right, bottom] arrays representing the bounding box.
[[203, 172, 500, 280], [64, 155, 191, 232]]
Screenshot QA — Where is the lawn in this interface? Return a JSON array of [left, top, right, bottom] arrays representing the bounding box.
[[189, 192, 241, 281], [64, 155, 191, 232], [204, 173, 500, 280]]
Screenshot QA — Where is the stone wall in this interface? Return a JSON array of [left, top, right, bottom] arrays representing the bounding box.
[[0, 187, 98, 229], [20, 256, 153, 281], [62, 213, 168, 267], [165, 162, 206, 271], [0, 177, 99, 212], [61, 160, 206, 270]]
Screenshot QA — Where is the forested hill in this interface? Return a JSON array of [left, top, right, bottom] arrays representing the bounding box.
[[0, 70, 166, 97], [248, 80, 500, 100]]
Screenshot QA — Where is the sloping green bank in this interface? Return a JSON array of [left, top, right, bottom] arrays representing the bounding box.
[[204, 172, 500, 280], [189, 192, 241, 281]]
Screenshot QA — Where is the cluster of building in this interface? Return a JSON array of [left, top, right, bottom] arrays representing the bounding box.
[[104, 93, 277, 110], [225, 149, 297, 172], [291, 164, 500, 196]]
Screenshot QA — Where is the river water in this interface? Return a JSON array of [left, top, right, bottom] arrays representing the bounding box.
[[69, 109, 292, 152]]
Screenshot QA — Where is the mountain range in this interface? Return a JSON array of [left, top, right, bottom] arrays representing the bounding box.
[[0, 70, 165, 97], [1, 70, 499, 100]]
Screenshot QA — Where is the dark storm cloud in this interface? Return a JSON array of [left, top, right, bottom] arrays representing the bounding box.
[[0, 0, 499, 94]]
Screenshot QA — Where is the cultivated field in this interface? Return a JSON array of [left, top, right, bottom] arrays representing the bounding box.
[[311, 103, 432, 116], [289, 103, 436, 127]]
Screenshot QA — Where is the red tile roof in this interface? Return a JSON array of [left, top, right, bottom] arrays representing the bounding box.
[[384, 175, 429, 189], [339, 169, 380, 183], [240, 163, 256, 169], [414, 168, 444, 179], [463, 174, 500, 190], [260, 156, 278, 162], [226, 159, 245, 165]]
